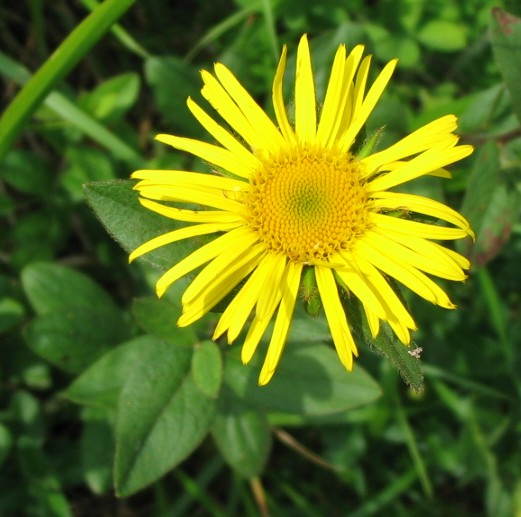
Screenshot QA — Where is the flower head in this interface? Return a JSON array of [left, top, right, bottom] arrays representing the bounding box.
[[130, 35, 473, 385]]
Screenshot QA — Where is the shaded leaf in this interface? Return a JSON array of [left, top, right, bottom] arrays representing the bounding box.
[[224, 343, 381, 416], [490, 8, 521, 125], [192, 340, 223, 399], [115, 340, 217, 496], [211, 386, 271, 479]]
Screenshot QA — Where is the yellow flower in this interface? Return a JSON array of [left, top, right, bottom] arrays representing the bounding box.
[[130, 35, 473, 385]]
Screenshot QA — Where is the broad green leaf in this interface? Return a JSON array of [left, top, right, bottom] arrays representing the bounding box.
[[79, 72, 140, 122], [21, 262, 124, 320], [490, 8, 521, 125], [115, 340, 217, 496], [211, 386, 271, 479], [24, 308, 122, 374], [65, 335, 165, 409], [84, 180, 195, 270], [144, 56, 204, 137], [192, 341, 223, 399], [417, 20, 467, 52], [224, 343, 381, 416]]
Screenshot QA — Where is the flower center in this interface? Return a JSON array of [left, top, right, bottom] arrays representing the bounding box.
[[245, 146, 370, 263]]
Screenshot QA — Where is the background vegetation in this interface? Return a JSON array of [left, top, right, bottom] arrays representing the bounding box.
[[1, 0, 521, 515]]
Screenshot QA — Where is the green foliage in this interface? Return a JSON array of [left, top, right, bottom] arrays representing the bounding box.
[[1, 1, 521, 515]]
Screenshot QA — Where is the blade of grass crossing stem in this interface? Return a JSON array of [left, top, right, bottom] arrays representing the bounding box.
[[395, 398, 433, 498], [79, 0, 151, 59], [0, 0, 137, 162], [260, 0, 279, 63], [0, 51, 143, 165]]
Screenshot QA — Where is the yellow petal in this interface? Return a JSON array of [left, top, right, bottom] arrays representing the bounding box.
[[155, 133, 254, 178], [361, 115, 458, 173], [371, 213, 470, 240], [371, 191, 473, 235], [272, 44, 296, 144], [368, 138, 473, 192], [155, 226, 257, 297], [357, 239, 455, 308], [258, 261, 303, 385], [214, 63, 285, 154], [295, 34, 316, 144], [137, 198, 242, 224], [187, 98, 261, 176], [316, 266, 357, 370], [339, 59, 397, 152], [129, 221, 241, 263]]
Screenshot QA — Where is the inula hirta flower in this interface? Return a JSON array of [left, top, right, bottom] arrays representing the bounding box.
[[130, 35, 473, 385]]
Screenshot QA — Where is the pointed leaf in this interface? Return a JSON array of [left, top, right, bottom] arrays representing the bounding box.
[[115, 340, 217, 496], [211, 386, 271, 479], [65, 335, 166, 409], [84, 180, 196, 271]]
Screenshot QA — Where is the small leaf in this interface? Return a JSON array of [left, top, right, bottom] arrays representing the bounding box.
[[84, 180, 195, 271], [417, 20, 467, 52], [490, 8, 521, 125], [0, 297, 24, 333], [21, 262, 124, 319], [79, 72, 140, 122], [192, 341, 223, 399], [65, 335, 164, 409], [0, 423, 13, 468], [115, 340, 217, 496], [224, 343, 381, 416], [211, 386, 271, 479]]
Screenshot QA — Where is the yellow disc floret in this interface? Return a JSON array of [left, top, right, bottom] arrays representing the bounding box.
[[246, 146, 370, 263]]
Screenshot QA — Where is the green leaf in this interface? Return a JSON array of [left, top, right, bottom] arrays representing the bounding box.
[[490, 8, 521, 125], [80, 407, 114, 495], [21, 262, 124, 319], [21, 263, 128, 373], [24, 308, 122, 374], [461, 142, 519, 266], [65, 335, 164, 409], [417, 20, 467, 52], [144, 56, 204, 137], [114, 340, 217, 496], [84, 180, 195, 270], [132, 297, 185, 343], [0, 423, 13, 468], [224, 343, 381, 416], [62, 146, 115, 202], [0, 297, 25, 334], [79, 72, 140, 122], [192, 341, 223, 399], [211, 386, 271, 479], [1, 149, 53, 195]]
